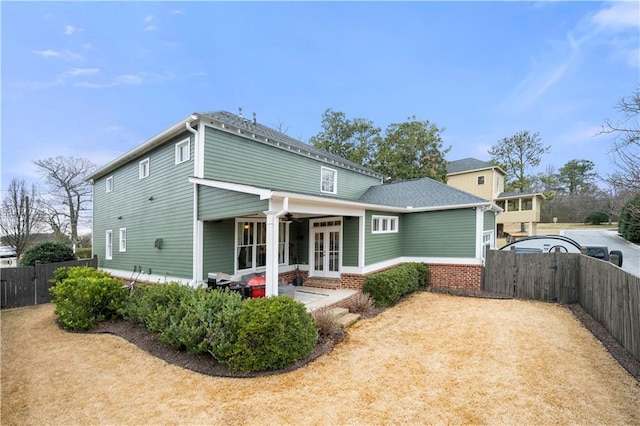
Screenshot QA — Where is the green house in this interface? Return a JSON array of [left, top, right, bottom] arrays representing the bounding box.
[[87, 111, 500, 295]]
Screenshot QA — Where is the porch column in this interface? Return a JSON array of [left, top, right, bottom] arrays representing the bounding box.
[[263, 211, 280, 297]]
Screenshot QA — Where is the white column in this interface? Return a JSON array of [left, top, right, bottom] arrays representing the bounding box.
[[475, 207, 484, 260], [264, 211, 279, 297]]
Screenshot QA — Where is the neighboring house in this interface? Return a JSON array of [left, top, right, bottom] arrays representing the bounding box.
[[87, 112, 501, 296], [447, 158, 545, 238]]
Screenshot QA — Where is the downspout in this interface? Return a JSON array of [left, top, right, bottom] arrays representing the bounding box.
[[264, 197, 289, 296], [185, 116, 202, 287]]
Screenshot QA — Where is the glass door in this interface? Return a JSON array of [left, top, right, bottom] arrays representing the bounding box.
[[311, 222, 341, 278]]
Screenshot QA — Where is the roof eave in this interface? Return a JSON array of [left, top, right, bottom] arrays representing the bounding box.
[[86, 114, 198, 182]]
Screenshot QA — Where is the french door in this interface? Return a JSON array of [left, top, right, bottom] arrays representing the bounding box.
[[311, 220, 341, 278]]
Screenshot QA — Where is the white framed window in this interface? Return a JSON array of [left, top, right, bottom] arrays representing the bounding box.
[[105, 230, 113, 260], [139, 158, 150, 179], [119, 228, 127, 252], [477, 176, 485, 185], [321, 166, 337, 194], [372, 215, 399, 234], [175, 138, 190, 164], [106, 176, 114, 193], [236, 219, 288, 272]]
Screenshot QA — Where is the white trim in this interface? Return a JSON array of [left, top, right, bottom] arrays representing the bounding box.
[[105, 176, 114, 193], [475, 207, 484, 259], [340, 256, 483, 275], [139, 158, 150, 179], [105, 230, 113, 260], [372, 215, 399, 234], [100, 267, 192, 286], [192, 183, 203, 284], [320, 166, 337, 194], [308, 217, 342, 279], [118, 228, 127, 252], [175, 137, 190, 164], [358, 215, 365, 268], [188, 177, 272, 199]]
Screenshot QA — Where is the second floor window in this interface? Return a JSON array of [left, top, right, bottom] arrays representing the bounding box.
[[477, 176, 485, 185], [175, 139, 190, 164], [139, 158, 150, 179], [321, 167, 337, 194]]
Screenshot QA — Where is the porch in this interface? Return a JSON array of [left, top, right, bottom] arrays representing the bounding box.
[[291, 286, 359, 312]]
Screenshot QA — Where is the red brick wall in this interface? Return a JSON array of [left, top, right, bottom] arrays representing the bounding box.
[[427, 263, 482, 292]]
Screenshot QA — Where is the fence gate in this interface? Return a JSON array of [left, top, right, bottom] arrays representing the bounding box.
[[483, 250, 580, 304]]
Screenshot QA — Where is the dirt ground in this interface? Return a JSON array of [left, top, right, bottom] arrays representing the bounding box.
[[2, 293, 639, 425]]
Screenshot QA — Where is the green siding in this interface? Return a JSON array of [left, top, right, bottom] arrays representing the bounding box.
[[402, 209, 476, 258], [203, 126, 379, 199], [198, 187, 268, 220], [484, 211, 495, 231], [342, 216, 360, 267], [93, 132, 194, 278], [289, 220, 308, 265], [202, 219, 235, 276], [365, 211, 403, 265]]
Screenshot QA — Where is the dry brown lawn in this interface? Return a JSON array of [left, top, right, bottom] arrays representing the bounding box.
[[2, 292, 639, 425]]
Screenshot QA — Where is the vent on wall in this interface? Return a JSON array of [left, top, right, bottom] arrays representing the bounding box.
[[154, 238, 163, 249]]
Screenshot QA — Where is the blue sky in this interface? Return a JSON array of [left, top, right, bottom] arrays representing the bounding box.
[[2, 1, 639, 191]]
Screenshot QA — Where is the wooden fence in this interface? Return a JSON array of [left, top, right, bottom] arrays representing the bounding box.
[[483, 250, 640, 363], [1, 257, 98, 309]]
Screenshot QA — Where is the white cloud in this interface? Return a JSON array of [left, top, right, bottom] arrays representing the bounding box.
[[592, 2, 640, 31], [170, 9, 183, 15], [145, 15, 154, 22], [65, 67, 100, 77], [64, 25, 83, 36], [115, 74, 143, 85], [144, 25, 157, 32], [33, 49, 60, 57]]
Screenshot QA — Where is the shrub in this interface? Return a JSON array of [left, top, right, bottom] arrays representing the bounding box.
[[347, 292, 376, 316], [75, 248, 92, 259], [585, 210, 609, 225], [123, 283, 243, 355], [363, 262, 428, 307], [619, 195, 640, 243], [312, 306, 344, 340], [20, 241, 76, 266], [212, 296, 317, 372], [50, 267, 126, 330]]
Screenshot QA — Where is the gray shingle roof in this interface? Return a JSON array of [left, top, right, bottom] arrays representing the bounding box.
[[358, 177, 490, 208], [200, 111, 381, 178], [447, 158, 501, 175], [497, 191, 544, 199]]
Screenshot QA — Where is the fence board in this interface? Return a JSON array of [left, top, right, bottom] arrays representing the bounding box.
[[1, 257, 98, 309], [482, 249, 515, 296]]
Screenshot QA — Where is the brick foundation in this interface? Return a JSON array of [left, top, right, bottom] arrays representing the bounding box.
[[426, 263, 482, 292], [280, 263, 482, 293]]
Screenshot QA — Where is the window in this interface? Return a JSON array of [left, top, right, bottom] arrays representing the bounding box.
[[119, 228, 127, 252], [372, 215, 399, 234], [106, 176, 114, 193], [321, 166, 337, 194], [105, 230, 113, 260], [175, 139, 190, 164], [236, 219, 288, 271], [139, 158, 150, 179], [477, 176, 485, 185], [522, 198, 533, 210], [507, 199, 519, 211]]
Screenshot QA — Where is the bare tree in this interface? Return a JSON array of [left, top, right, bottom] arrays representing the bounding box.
[[601, 88, 640, 193], [34, 156, 96, 245], [0, 179, 46, 258]]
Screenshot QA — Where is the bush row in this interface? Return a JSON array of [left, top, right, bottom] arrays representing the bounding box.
[[362, 262, 428, 307], [50, 268, 318, 373]]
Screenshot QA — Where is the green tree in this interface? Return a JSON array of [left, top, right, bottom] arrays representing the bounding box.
[[374, 117, 449, 182], [309, 109, 381, 168], [309, 110, 449, 183], [557, 159, 598, 195], [488, 131, 550, 192]]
